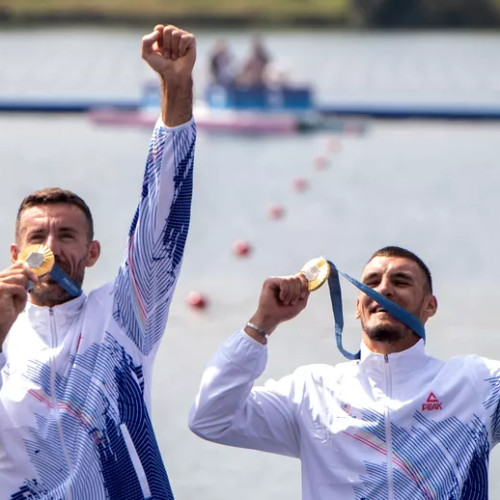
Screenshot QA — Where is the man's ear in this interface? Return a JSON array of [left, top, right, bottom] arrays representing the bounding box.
[[355, 297, 361, 319], [86, 240, 101, 268], [422, 294, 438, 322], [10, 243, 19, 263]]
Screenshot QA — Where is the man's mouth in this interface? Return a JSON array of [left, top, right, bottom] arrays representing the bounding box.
[[38, 274, 57, 284], [371, 305, 389, 315], [39, 261, 71, 283], [55, 261, 73, 277]]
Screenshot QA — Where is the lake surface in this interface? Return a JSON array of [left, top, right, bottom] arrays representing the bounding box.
[[1, 25, 500, 499]]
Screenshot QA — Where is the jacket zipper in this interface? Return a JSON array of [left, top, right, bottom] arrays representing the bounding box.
[[384, 354, 394, 500], [49, 308, 73, 500]]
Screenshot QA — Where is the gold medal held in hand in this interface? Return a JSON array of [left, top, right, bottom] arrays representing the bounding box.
[[301, 256, 330, 292], [18, 244, 55, 277]]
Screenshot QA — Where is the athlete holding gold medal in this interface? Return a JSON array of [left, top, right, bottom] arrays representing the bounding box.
[[190, 247, 500, 499], [0, 24, 196, 499]]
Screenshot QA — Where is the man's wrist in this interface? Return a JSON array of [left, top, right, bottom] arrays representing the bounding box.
[[244, 323, 267, 345], [245, 322, 269, 343], [248, 313, 279, 336]]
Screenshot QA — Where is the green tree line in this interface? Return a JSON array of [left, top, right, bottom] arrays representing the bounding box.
[[1, 0, 499, 27]]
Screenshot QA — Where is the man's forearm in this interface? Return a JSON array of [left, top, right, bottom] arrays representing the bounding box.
[[189, 331, 266, 441], [189, 331, 301, 457], [161, 76, 193, 127]]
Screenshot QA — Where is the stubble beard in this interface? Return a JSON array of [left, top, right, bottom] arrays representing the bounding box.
[[362, 297, 425, 346], [364, 323, 406, 345], [29, 263, 85, 307], [30, 281, 73, 306]]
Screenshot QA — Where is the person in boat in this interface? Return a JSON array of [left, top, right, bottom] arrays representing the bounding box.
[[190, 245, 500, 499], [237, 36, 271, 88], [0, 24, 196, 498], [209, 39, 235, 86]]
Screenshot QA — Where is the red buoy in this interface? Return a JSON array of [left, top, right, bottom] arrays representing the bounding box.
[[268, 203, 285, 219], [232, 239, 252, 257], [313, 156, 329, 170], [326, 136, 341, 153], [293, 177, 309, 192], [186, 291, 207, 309]]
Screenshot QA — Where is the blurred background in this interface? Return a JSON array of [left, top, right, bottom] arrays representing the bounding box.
[[1, 0, 500, 28], [1, 2, 500, 499]]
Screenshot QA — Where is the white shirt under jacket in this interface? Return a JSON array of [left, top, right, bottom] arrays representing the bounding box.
[[189, 330, 500, 500]]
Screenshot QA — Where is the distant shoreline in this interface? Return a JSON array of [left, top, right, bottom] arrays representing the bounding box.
[[0, 11, 348, 29], [1, 10, 500, 29]]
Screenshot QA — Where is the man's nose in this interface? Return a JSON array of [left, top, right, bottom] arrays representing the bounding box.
[[45, 234, 59, 254], [377, 277, 393, 297]]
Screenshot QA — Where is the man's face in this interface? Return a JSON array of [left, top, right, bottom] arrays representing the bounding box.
[[11, 203, 100, 306], [355, 256, 437, 349]]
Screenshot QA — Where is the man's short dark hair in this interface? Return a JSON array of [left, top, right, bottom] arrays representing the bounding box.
[[16, 187, 94, 242], [368, 246, 433, 293]]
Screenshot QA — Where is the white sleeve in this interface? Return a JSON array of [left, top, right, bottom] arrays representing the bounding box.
[[189, 330, 301, 458]]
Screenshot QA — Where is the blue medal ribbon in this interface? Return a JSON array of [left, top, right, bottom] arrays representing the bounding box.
[[49, 263, 82, 298], [325, 260, 426, 360], [28, 264, 82, 298], [21, 245, 82, 298]]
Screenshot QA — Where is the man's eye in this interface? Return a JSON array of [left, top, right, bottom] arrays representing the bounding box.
[[28, 235, 44, 242], [395, 280, 411, 286]]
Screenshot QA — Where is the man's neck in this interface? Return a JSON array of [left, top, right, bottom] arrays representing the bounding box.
[[29, 295, 74, 308], [362, 333, 420, 355]]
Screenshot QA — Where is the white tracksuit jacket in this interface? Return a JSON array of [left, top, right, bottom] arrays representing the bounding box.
[[0, 118, 196, 499], [189, 330, 500, 499]]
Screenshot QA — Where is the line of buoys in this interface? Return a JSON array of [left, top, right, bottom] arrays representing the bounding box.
[[186, 126, 361, 311]]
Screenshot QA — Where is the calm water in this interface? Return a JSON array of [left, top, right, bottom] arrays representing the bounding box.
[[1, 26, 500, 499]]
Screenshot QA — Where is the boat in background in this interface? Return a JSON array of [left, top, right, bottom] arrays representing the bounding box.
[[194, 83, 315, 133], [204, 83, 313, 112], [89, 81, 329, 134]]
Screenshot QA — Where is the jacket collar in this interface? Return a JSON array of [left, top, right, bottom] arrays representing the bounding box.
[[359, 338, 428, 375], [27, 292, 87, 315], [25, 293, 87, 344]]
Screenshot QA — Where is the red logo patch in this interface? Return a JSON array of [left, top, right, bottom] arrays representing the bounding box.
[[422, 392, 442, 411]]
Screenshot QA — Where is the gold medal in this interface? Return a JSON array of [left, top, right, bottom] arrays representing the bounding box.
[[301, 256, 330, 291], [18, 244, 55, 277]]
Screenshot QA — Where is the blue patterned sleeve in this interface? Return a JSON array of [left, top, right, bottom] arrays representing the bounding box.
[[478, 356, 500, 445], [112, 118, 196, 355]]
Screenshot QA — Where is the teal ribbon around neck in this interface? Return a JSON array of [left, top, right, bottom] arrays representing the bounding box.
[[326, 260, 425, 360]]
